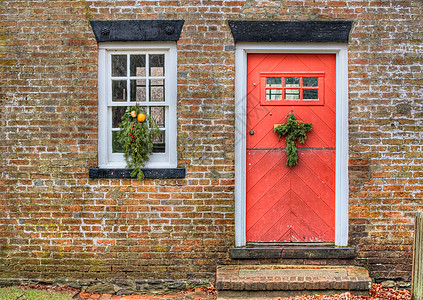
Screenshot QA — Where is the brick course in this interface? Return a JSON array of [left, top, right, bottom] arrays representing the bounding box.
[[1, 0, 422, 292]]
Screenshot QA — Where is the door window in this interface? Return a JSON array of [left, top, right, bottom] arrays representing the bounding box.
[[260, 72, 325, 105]]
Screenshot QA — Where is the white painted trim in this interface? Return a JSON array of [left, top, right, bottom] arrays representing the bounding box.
[[98, 48, 108, 168], [97, 42, 177, 169], [234, 43, 349, 247], [234, 47, 248, 247], [166, 44, 178, 168], [335, 46, 349, 246], [99, 41, 177, 51]]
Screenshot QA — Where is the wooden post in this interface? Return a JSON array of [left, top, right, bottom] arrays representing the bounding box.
[[412, 212, 423, 300]]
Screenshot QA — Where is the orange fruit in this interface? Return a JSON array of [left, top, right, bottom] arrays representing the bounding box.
[[130, 110, 137, 118], [137, 113, 146, 122]]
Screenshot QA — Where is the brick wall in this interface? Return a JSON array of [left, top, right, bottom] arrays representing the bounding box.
[[1, 0, 422, 292]]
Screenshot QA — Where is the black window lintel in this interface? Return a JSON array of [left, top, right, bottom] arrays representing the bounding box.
[[90, 20, 185, 42]]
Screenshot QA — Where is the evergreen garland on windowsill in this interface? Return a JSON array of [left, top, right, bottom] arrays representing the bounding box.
[[117, 105, 161, 180]]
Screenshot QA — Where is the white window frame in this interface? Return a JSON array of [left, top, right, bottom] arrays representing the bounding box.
[[234, 43, 349, 247], [97, 42, 177, 169]]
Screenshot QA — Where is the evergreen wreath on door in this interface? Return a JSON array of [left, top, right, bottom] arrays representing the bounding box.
[[274, 113, 313, 167]]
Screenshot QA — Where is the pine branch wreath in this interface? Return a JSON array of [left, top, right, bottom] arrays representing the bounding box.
[[117, 105, 161, 180], [274, 113, 313, 167]]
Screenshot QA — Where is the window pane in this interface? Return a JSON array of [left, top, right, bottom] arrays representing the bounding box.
[[150, 79, 164, 102], [285, 89, 300, 100], [130, 55, 146, 77], [150, 106, 165, 128], [149, 54, 164, 76], [112, 106, 127, 128], [112, 55, 127, 77], [112, 80, 127, 102], [266, 77, 282, 87], [152, 131, 165, 153], [266, 89, 282, 100], [303, 89, 319, 100], [285, 77, 300, 87], [112, 131, 123, 153], [303, 77, 318, 87], [130, 79, 146, 102]]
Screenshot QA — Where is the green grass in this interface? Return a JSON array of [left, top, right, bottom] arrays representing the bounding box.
[[0, 286, 75, 300]]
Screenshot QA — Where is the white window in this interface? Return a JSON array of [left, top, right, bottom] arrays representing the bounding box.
[[97, 42, 177, 168]]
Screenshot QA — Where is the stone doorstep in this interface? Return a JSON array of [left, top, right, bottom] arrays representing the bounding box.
[[229, 246, 356, 260], [216, 265, 372, 295]]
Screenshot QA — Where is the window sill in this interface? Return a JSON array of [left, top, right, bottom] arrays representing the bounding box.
[[89, 168, 186, 179]]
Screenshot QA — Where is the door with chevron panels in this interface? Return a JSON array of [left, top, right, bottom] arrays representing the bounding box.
[[246, 53, 336, 243]]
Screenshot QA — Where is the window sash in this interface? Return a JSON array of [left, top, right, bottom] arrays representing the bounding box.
[[98, 43, 177, 169]]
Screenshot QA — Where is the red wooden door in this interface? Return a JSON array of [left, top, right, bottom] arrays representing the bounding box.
[[246, 53, 336, 243]]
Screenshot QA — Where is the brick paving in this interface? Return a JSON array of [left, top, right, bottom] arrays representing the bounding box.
[[216, 265, 371, 296], [76, 288, 216, 300]]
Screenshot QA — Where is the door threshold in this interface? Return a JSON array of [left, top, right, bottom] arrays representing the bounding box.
[[246, 242, 336, 248], [230, 244, 355, 260]]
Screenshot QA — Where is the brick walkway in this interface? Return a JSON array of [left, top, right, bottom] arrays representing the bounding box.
[[216, 265, 371, 299], [76, 288, 216, 300]]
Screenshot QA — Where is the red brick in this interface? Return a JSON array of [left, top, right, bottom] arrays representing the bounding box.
[[1, 0, 422, 290]]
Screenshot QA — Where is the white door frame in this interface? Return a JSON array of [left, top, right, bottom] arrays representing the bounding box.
[[234, 43, 349, 247]]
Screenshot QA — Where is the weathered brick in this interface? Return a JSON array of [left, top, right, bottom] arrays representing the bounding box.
[[1, 0, 422, 292]]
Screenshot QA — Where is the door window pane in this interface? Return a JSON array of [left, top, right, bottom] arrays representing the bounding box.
[[112, 55, 127, 77], [303, 89, 319, 100], [130, 55, 146, 76], [112, 80, 127, 102], [149, 54, 164, 76], [285, 89, 300, 100], [266, 77, 282, 87], [130, 79, 146, 102], [285, 77, 300, 87], [266, 89, 282, 100], [150, 79, 164, 102], [303, 77, 318, 87]]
